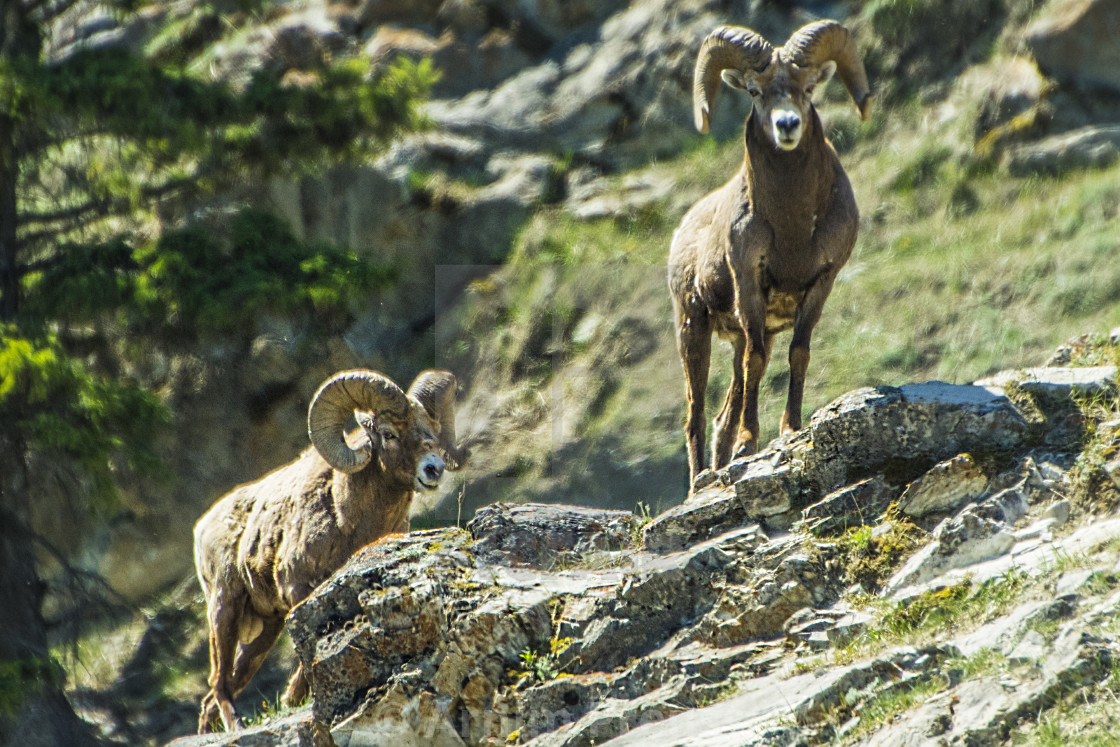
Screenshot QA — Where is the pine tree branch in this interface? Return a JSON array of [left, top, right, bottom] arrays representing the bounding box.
[[18, 174, 194, 230]]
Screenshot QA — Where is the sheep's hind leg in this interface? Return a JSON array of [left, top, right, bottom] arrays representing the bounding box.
[[228, 615, 285, 703], [199, 590, 246, 733], [711, 332, 746, 470], [675, 305, 712, 491]]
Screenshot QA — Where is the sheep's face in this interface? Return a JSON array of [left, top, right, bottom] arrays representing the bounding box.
[[722, 59, 836, 152], [354, 409, 446, 492]]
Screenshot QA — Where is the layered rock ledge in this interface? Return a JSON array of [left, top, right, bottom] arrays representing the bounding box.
[[169, 360, 1120, 747]]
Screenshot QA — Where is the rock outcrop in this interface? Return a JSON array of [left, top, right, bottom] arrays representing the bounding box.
[[167, 335, 1120, 747]]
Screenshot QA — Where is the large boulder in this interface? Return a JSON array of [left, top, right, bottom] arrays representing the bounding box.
[[1025, 0, 1120, 93], [643, 382, 1029, 553]]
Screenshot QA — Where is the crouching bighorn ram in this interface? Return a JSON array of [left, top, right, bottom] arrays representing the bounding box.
[[193, 369, 468, 733], [669, 20, 871, 490]]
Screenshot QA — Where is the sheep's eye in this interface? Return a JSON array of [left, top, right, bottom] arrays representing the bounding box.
[[381, 429, 397, 441], [806, 84, 816, 95], [747, 86, 761, 97]]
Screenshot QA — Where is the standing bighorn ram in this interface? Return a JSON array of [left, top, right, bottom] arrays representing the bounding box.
[[669, 20, 871, 489], [193, 369, 467, 733]]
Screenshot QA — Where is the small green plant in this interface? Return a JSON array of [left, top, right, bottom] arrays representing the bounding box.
[[835, 511, 925, 591], [688, 681, 739, 708], [871, 569, 1028, 644], [631, 501, 655, 547], [876, 581, 972, 638], [511, 636, 573, 684], [242, 691, 298, 728]]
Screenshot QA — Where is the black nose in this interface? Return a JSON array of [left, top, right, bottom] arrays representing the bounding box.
[[424, 463, 443, 482], [775, 113, 800, 134]]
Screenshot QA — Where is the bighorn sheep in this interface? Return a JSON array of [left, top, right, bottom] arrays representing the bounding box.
[[668, 20, 871, 489], [193, 369, 468, 733]]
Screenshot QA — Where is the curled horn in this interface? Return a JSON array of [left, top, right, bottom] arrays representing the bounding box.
[[693, 25, 774, 134], [783, 19, 872, 121], [408, 370, 469, 470], [308, 370, 409, 473]]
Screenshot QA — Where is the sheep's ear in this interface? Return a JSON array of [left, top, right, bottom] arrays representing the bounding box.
[[814, 60, 837, 90], [720, 68, 753, 92], [355, 411, 376, 433]]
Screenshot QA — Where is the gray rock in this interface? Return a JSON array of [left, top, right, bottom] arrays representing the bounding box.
[[477, 154, 555, 204], [897, 454, 989, 518], [469, 502, 637, 566], [1045, 333, 1098, 366], [565, 173, 677, 220], [1006, 629, 1048, 666], [826, 610, 874, 648], [166, 706, 321, 746], [1041, 498, 1071, 525], [800, 383, 1028, 494], [646, 383, 1027, 553], [597, 665, 854, 747], [425, 0, 749, 160], [802, 476, 897, 535], [642, 460, 791, 554], [887, 507, 1017, 593], [485, 0, 630, 46], [892, 627, 1115, 746], [1003, 126, 1120, 176], [1055, 569, 1097, 597], [977, 365, 1117, 403]]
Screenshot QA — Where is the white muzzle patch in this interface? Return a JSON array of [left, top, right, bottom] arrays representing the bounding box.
[[416, 453, 446, 491], [771, 105, 803, 151]]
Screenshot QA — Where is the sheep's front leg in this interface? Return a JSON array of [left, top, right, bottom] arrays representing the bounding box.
[[782, 270, 839, 434], [732, 286, 770, 458], [282, 662, 309, 707]]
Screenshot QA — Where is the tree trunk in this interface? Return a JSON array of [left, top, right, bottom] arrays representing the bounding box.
[[0, 435, 100, 747], [0, 0, 29, 321], [0, 109, 17, 321]]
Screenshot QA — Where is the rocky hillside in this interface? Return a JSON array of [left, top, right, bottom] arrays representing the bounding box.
[[42, 0, 1120, 608], [41, 0, 1120, 742], [162, 332, 1120, 746]]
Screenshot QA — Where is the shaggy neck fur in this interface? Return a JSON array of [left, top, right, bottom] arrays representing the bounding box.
[[742, 106, 837, 290], [744, 107, 834, 247], [330, 452, 412, 535]]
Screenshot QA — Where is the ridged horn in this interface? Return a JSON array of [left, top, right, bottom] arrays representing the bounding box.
[[307, 370, 409, 473], [407, 370, 469, 471], [783, 19, 872, 121], [692, 25, 775, 134]]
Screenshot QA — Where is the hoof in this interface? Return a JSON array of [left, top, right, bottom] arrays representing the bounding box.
[[732, 444, 757, 460], [691, 469, 719, 493]]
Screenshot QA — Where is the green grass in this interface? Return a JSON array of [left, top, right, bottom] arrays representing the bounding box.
[[1012, 664, 1120, 746], [843, 674, 950, 741], [832, 514, 926, 592]]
